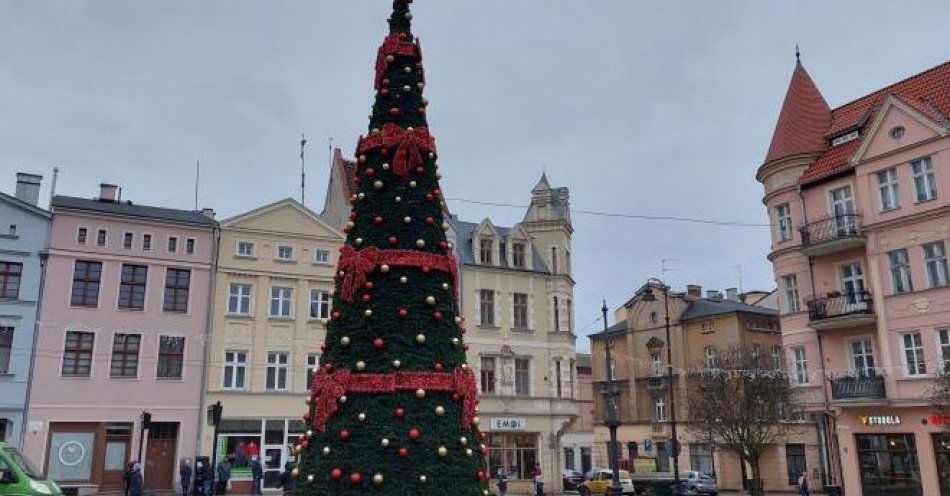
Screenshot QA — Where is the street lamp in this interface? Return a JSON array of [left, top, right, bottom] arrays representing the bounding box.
[[642, 279, 681, 490], [601, 299, 623, 496]]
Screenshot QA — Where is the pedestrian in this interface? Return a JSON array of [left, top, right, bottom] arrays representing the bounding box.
[[533, 463, 544, 496], [797, 471, 810, 496], [279, 462, 296, 496], [495, 466, 508, 496], [124, 461, 135, 496], [250, 455, 263, 496], [128, 463, 144, 496], [215, 457, 231, 495], [179, 458, 193, 496]]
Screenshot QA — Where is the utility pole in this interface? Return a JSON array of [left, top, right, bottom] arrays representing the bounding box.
[[300, 134, 308, 204], [644, 280, 681, 494], [602, 300, 622, 496]]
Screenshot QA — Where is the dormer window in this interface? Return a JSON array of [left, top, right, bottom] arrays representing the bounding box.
[[479, 238, 493, 264], [830, 130, 859, 146], [512, 243, 526, 268]]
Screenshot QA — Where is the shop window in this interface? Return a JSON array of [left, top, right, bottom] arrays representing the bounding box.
[[856, 434, 921, 496], [486, 433, 537, 480], [934, 433, 950, 495], [655, 442, 670, 472], [48, 431, 96, 481], [690, 443, 714, 477], [785, 444, 806, 485]]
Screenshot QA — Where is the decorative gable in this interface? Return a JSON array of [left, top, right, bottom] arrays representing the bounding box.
[[853, 95, 946, 163], [223, 199, 344, 240]]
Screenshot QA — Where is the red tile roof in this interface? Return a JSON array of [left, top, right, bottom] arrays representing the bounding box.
[[798, 61, 950, 185], [332, 148, 358, 196], [764, 63, 831, 164]]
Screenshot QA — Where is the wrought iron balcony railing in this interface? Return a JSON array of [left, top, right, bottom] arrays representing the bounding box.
[[830, 373, 885, 400], [807, 292, 874, 321], [800, 213, 863, 247]]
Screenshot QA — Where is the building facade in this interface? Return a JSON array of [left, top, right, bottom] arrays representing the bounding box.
[[757, 60, 950, 496], [590, 284, 819, 493], [23, 184, 217, 494], [562, 353, 594, 476], [321, 153, 580, 493], [0, 173, 50, 448], [202, 199, 342, 493]]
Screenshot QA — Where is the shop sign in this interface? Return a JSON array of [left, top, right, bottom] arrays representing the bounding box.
[[929, 414, 950, 426], [489, 418, 527, 431], [860, 414, 901, 426]]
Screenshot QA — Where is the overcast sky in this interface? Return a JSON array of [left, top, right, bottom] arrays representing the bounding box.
[[1, 1, 947, 349]]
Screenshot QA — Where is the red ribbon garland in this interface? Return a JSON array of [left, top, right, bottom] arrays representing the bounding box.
[[356, 122, 436, 178], [374, 33, 423, 89], [309, 368, 479, 432], [337, 245, 458, 302]]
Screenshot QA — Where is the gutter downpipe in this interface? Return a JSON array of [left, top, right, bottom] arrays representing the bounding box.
[[20, 209, 53, 450], [196, 223, 221, 459]]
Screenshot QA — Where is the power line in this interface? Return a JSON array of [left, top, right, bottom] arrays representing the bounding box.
[[447, 198, 770, 227]]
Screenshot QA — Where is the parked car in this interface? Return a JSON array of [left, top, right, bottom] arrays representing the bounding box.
[[0, 442, 63, 496], [679, 471, 718, 496], [577, 469, 638, 495], [562, 469, 585, 490]]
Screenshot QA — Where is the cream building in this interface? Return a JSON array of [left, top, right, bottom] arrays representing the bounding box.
[[202, 199, 343, 492], [321, 152, 579, 493]]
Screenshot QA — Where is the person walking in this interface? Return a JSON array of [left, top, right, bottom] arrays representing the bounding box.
[[179, 458, 193, 496], [495, 466, 508, 496], [128, 463, 144, 496], [124, 461, 135, 496], [278, 462, 296, 496], [215, 457, 231, 495], [532, 463, 544, 496], [249, 455, 263, 496], [797, 472, 810, 496]]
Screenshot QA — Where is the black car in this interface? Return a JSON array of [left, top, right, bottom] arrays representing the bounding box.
[[562, 469, 585, 490]]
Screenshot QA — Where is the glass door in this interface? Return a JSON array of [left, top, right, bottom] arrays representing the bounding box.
[[830, 186, 856, 235], [262, 421, 285, 490], [849, 339, 876, 376], [840, 262, 867, 311], [856, 434, 921, 496], [935, 434, 950, 496]]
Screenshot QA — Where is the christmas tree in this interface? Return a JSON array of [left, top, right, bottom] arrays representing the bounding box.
[[293, 1, 490, 495]]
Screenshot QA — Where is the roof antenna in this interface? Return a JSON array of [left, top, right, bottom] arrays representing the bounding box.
[[795, 44, 801, 64], [300, 134, 308, 204]]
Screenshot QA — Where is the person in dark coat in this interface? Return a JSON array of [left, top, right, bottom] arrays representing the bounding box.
[[532, 463, 544, 496], [179, 458, 193, 496], [128, 463, 144, 496], [124, 461, 136, 496], [797, 472, 810, 496], [495, 466, 509, 496], [278, 462, 296, 495], [249, 456, 263, 496], [215, 458, 231, 495]]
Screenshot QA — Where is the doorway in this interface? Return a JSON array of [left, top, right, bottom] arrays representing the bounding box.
[[935, 433, 950, 496], [855, 433, 921, 496], [829, 186, 856, 235], [144, 422, 179, 490]]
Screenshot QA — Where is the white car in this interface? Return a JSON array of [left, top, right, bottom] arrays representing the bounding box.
[[680, 470, 719, 496]]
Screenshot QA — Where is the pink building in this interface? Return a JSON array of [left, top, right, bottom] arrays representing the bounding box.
[[24, 184, 217, 494], [757, 60, 949, 495]]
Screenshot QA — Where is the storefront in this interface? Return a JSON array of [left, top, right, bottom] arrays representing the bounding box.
[[932, 430, 950, 495], [855, 433, 921, 496], [215, 418, 305, 492], [44, 422, 135, 492], [483, 417, 541, 493]]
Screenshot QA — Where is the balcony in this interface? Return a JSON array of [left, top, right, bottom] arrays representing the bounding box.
[[807, 292, 876, 330], [799, 214, 866, 257], [830, 374, 886, 402]]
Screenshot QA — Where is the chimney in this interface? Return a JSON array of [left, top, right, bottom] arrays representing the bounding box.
[[201, 208, 216, 219], [685, 284, 702, 301], [725, 287, 739, 302], [706, 290, 723, 301], [15, 173, 42, 206], [99, 183, 120, 202]]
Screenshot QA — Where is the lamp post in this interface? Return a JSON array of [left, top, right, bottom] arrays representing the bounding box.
[[207, 402, 223, 493], [642, 280, 680, 490], [601, 299, 623, 496], [138, 411, 151, 465]]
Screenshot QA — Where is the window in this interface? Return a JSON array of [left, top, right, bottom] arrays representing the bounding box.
[[162, 268, 191, 313], [655, 397, 667, 422], [62, 331, 94, 376], [924, 242, 949, 288], [110, 333, 140, 377], [266, 352, 289, 391], [0, 327, 12, 374], [123, 232, 133, 249], [157, 336, 185, 379], [566, 299, 573, 332], [118, 264, 148, 310], [277, 245, 293, 260], [775, 203, 792, 241], [479, 290, 495, 326], [515, 358, 530, 396], [77, 227, 88, 245], [314, 249, 330, 264], [704, 346, 719, 369], [7, 225, 14, 236], [564, 447, 575, 470], [651, 352, 663, 376], [850, 339, 876, 376], [228, 283, 252, 315], [142, 234, 152, 251], [888, 249, 914, 293], [0, 262, 22, 299], [512, 243, 526, 268], [791, 346, 808, 385], [655, 442, 670, 472], [480, 356, 496, 394], [781, 274, 800, 313], [911, 157, 937, 202], [167, 236, 178, 253], [938, 328, 950, 373], [309, 290, 331, 319], [690, 444, 714, 477], [237, 242, 255, 257], [223, 351, 247, 389], [568, 358, 575, 398], [479, 239, 493, 264], [566, 250, 572, 274], [785, 444, 806, 485], [901, 332, 926, 377], [70, 261, 102, 307], [772, 345, 782, 369], [97, 229, 107, 246], [551, 247, 558, 274], [877, 168, 900, 211], [270, 287, 293, 317], [513, 293, 529, 328], [555, 359, 562, 398], [306, 354, 319, 389], [553, 296, 560, 332]]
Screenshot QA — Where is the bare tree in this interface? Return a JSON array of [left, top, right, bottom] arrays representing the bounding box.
[[930, 365, 950, 421], [686, 345, 800, 495]]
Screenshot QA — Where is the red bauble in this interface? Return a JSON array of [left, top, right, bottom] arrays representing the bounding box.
[[373, 216, 383, 225], [374, 337, 385, 349], [395, 407, 405, 418], [380, 147, 389, 155], [425, 216, 434, 225], [349, 472, 362, 484], [433, 189, 442, 196], [398, 447, 409, 457], [323, 363, 333, 372], [364, 281, 375, 290], [477, 470, 486, 481], [362, 294, 372, 303], [398, 307, 408, 317], [381, 88, 390, 96], [342, 226, 351, 234], [365, 168, 375, 177], [433, 310, 443, 320], [398, 32, 408, 39], [388, 235, 398, 245], [425, 193, 434, 201], [331, 468, 343, 480], [389, 107, 400, 116], [408, 428, 421, 440], [331, 310, 341, 320], [320, 342, 328, 352], [415, 166, 424, 174], [382, 79, 390, 87], [417, 107, 426, 114], [349, 212, 358, 221], [452, 393, 461, 402], [339, 429, 350, 440], [433, 362, 443, 371], [439, 241, 448, 250]]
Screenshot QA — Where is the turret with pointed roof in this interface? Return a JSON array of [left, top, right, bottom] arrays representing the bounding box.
[[763, 60, 831, 164]]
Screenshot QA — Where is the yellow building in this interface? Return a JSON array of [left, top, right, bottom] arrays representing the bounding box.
[[202, 199, 343, 492]]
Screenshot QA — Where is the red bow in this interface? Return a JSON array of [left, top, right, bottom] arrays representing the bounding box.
[[374, 33, 421, 89], [336, 246, 458, 302], [309, 368, 351, 432], [357, 122, 436, 178], [337, 245, 381, 302]]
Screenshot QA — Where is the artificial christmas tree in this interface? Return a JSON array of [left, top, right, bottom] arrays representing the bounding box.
[[292, 1, 490, 495]]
